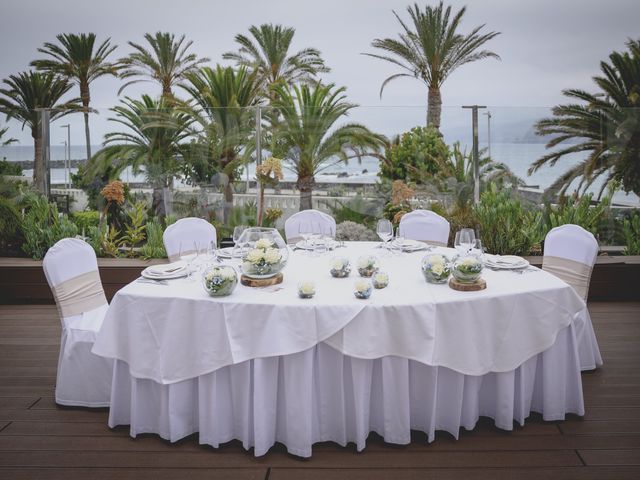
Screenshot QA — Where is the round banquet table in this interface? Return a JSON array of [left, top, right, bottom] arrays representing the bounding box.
[[93, 242, 588, 457]]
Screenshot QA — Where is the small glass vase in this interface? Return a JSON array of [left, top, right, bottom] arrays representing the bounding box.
[[357, 255, 379, 277], [330, 257, 351, 278], [421, 254, 451, 284], [298, 281, 316, 299], [452, 255, 483, 283], [354, 279, 373, 299], [202, 265, 238, 297], [372, 271, 389, 289]]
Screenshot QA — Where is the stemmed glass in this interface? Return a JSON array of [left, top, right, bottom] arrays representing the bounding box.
[[376, 219, 393, 253], [455, 228, 476, 256], [298, 221, 313, 254], [393, 227, 405, 255], [180, 241, 200, 282], [232, 225, 245, 259], [206, 240, 218, 265]]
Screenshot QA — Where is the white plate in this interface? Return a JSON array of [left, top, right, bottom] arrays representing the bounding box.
[[485, 255, 530, 270], [394, 239, 428, 252], [295, 239, 339, 251], [141, 262, 188, 280]]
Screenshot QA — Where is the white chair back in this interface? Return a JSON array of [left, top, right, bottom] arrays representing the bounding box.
[[43, 238, 107, 323], [284, 209, 336, 244], [163, 217, 217, 262], [398, 210, 450, 246], [543, 224, 598, 301]]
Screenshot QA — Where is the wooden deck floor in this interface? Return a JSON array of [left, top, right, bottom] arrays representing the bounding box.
[[0, 302, 639, 479]]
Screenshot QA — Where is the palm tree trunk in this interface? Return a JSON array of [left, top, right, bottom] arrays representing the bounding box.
[[81, 82, 92, 159], [257, 185, 265, 226], [32, 128, 46, 194], [297, 175, 314, 211], [427, 87, 442, 130]]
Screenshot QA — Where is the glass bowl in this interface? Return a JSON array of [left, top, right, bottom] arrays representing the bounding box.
[[238, 227, 289, 279], [202, 265, 238, 297], [452, 255, 483, 283], [421, 254, 451, 284]]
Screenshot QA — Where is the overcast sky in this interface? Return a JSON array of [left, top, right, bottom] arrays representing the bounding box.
[[1, 0, 639, 146]]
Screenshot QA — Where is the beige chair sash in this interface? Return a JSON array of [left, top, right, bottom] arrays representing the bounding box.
[[418, 239, 447, 247], [542, 255, 592, 300], [51, 270, 107, 318], [168, 248, 206, 262]]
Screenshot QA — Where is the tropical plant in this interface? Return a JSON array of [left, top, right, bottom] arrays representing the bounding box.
[[71, 210, 100, 233], [0, 126, 17, 146], [119, 32, 209, 99], [271, 82, 386, 210], [0, 196, 23, 255], [31, 33, 120, 159], [473, 183, 541, 256], [119, 201, 147, 256], [622, 212, 640, 254], [0, 71, 80, 192], [379, 126, 450, 183], [530, 39, 640, 197], [223, 23, 329, 95], [140, 217, 167, 259], [541, 192, 611, 236], [19, 190, 78, 259], [86, 95, 193, 217], [330, 194, 382, 228], [365, 1, 500, 128], [0, 159, 22, 176], [180, 65, 262, 220], [433, 143, 522, 208]]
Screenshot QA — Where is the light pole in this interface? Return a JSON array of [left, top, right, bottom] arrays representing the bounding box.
[[483, 110, 492, 158], [61, 141, 68, 189], [462, 105, 487, 204], [61, 124, 71, 190]]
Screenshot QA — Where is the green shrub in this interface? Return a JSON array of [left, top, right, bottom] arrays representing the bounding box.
[[622, 213, 640, 255], [379, 126, 450, 184], [140, 218, 167, 259], [330, 194, 381, 228], [473, 184, 541, 256], [71, 210, 100, 233], [0, 159, 22, 176], [119, 202, 147, 257], [20, 191, 78, 259], [0, 197, 23, 255], [541, 193, 610, 236]]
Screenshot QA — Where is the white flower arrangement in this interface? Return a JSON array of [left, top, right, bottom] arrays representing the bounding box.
[[354, 279, 373, 299], [298, 281, 316, 299], [452, 255, 483, 283], [202, 266, 238, 296], [330, 257, 351, 278], [357, 255, 379, 277], [242, 240, 284, 278], [421, 254, 451, 284], [372, 271, 389, 289]]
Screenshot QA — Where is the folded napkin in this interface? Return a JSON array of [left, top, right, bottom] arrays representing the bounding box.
[[146, 261, 186, 276]]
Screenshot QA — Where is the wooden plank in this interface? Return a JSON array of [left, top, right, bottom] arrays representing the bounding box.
[[0, 397, 39, 409], [559, 420, 640, 435], [579, 449, 640, 466], [0, 468, 266, 480], [0, 449, 582, 468], [0, 409, 108, 423], [267, 466, 640, 480]]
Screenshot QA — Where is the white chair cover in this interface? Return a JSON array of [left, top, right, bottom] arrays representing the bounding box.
[[399, 210, 450, 246], [163, 217, 217, 262], [109, 323, 583, 458], [42, 238, 113, 407], [543, 224, 602, 370], [284, 209, 336, 244]]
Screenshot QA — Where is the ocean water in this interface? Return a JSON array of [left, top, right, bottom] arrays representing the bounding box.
[[2, 143, 638, 206]]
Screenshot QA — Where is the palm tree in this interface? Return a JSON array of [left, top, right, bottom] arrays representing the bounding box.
[[530, 39, 640, 197], [0, 126, 17, 146], [223, 24, 329, 96], [86, 95, 193, 217], [31, 33, 119, 160], [271, 82, 386, 210], [365, 2, 500, 129], [119, 32, 209, 99], [0, 71, 80, 192], [180, 65, 262, 221]]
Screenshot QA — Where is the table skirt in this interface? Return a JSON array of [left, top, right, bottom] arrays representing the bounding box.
[[108, 323, 584, 458]]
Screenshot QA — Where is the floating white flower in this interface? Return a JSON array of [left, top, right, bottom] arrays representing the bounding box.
[[332, 259, 344, 270], [264, 248, 282, 265], [354, 280, 370, 293], [299, 281, 316, 296], [246, 249, 264, 264], [255, 238, 272, 250], [374, 272, 388, 284]]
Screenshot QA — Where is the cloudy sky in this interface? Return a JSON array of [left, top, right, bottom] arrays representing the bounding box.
[[1, 0, 638, 146]]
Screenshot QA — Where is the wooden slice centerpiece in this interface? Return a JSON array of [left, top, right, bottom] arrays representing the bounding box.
[[240, 272, 284, 287], [449, 277, 486, 291]]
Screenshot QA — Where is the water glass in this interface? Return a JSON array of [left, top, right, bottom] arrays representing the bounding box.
[[376, 219, 393, 252]]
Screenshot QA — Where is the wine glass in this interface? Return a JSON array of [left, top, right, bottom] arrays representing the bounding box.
[[232, 225, 245, 258], [393, 227, 405, 255], [180, 241, 199, 282], [206, 240, 217, 264], [298, 221, 313, 253], [376, 219, 393, 252], [460, 228, 476, 254]]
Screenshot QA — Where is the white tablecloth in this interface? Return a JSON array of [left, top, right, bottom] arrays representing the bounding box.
[[93, 243, 586, 383]]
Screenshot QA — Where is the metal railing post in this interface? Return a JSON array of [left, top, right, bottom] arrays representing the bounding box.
[[462, 105, 486, 204]]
